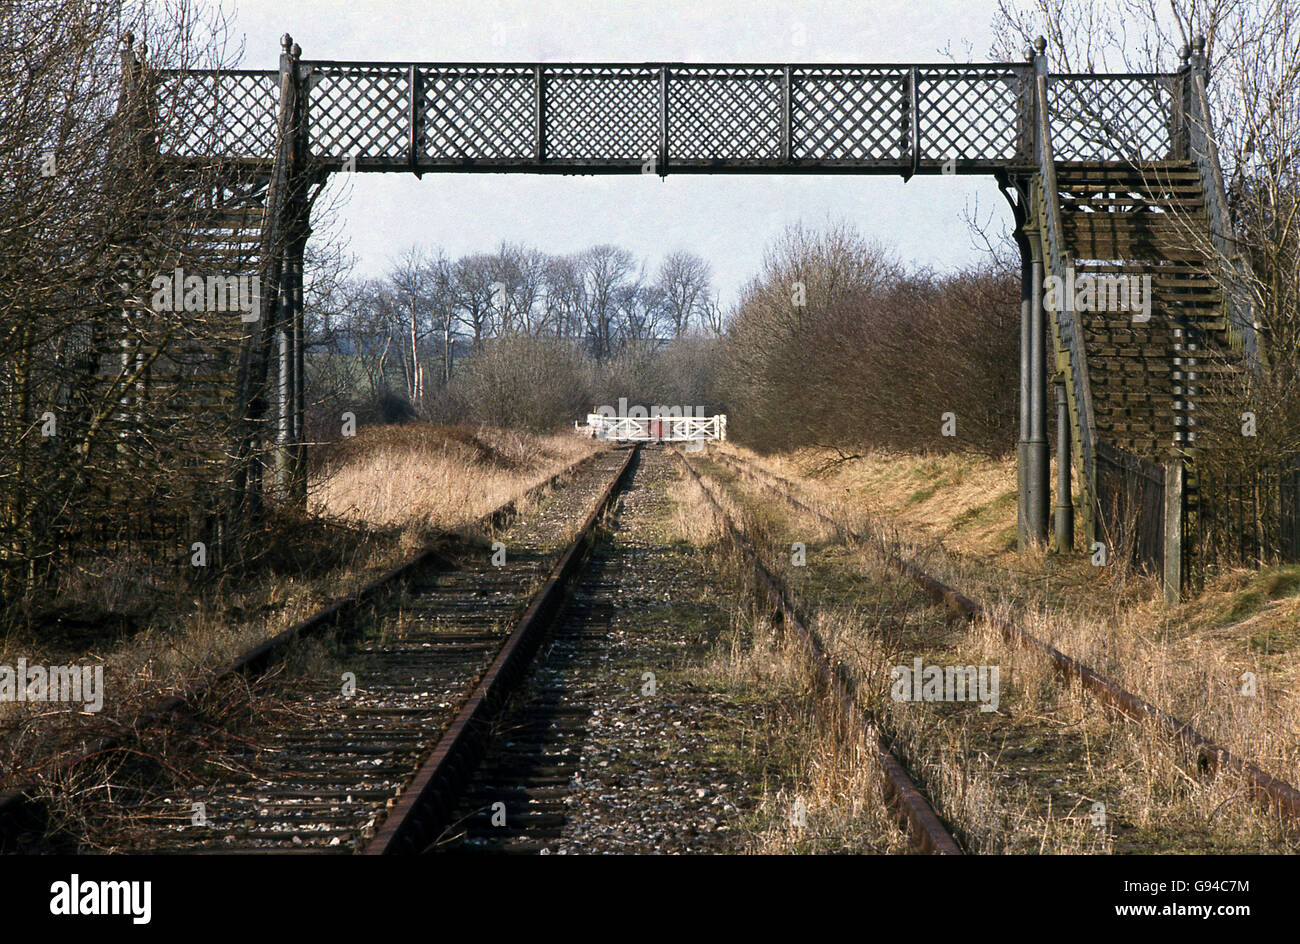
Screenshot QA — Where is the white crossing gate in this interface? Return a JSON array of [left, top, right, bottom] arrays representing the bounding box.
[[576, 414, 727, 442]]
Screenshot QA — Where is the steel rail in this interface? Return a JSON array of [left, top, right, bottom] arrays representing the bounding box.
[[711, 449, 1300, 823], [674, 448, 961, 855], [364, 445, 640, 854]]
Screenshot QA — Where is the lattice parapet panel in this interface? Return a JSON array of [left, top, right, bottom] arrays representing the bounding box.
[[543, 66, 658, 162], [918, 67, 1025, 163], [791, 67, 906, 162], [310, 64, 410, 160], [670, 67, 782, 163], [424, 66, 536, 160], [1048, 75, 1178, 162], [155, 70, 280, 159]]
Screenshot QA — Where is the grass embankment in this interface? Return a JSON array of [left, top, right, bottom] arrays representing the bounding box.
[[309, 424, 594, 531]]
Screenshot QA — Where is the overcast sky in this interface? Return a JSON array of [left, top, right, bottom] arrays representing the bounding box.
[[218, 0, 1019, 304]]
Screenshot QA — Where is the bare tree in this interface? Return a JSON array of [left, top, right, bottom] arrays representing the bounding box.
[[453, 253, 498, 351], [386, 246, 435, 409], [0, 0, 251, 603], [543, 254, 586, 340], [700, 292, 728, 336], [424, 250, 456, 387], [722, 222, 905, 450], [616, 280, 667, 351], [579, 244, 635, 360], [349, 278, 399, 400], [657, 251, 713, 337], [306, 240, 726, 439]]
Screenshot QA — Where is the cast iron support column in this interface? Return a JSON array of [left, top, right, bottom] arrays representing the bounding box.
[[1016, 229, 1032, 548], [1053, 375, 1074, 552], [290, 231, 307, 505], [242, 34, 301, 519], [1027, 228, 1050, 545], [1029, 230, 1050, 546], [274, 256, 293, 495], [273, 38, 309, 504]]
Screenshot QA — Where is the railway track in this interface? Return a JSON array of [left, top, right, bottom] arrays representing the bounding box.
[[364, 446, 638, 853], [378, 445, 959, 855], [0, 446, 635, 853], [13, 438, 1284, 855], [705, 446, 1300, 825], [427, 447, 744, 854], [7, 442, 948, 856]]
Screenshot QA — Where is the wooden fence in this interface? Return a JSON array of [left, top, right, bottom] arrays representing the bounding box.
[[1192, 459, 1300, 580]]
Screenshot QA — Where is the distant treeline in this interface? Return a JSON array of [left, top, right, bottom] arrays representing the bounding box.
[[313, 226, 1023, 454], [723, 223, 1020, 456], [307, 243, 724, 435]]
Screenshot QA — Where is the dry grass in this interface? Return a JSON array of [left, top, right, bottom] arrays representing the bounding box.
[[310, 424, 596, 532], [719, 443, 1300, 782], [706, 611, 911, 854], [730, 443, 1131, 609], [761, 445, 1023, 557]]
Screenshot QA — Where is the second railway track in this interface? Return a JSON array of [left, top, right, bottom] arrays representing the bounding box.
[[703, 446, 1300, 827], [420, 444, 955, 854]]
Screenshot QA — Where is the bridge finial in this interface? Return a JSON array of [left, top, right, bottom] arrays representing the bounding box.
[[292, 42, 302, 59], [1178, 43, 1190, 64], [122, 31, 134, 50], [1033, 36, 1047, 57], [1192, 34, 1206, 55], [281, 33, 293, 53]]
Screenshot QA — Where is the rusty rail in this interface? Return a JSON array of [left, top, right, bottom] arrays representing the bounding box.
[[712, 449, 1300, 823], [675, 448, 961, 855], [365, 445, 639, 854]]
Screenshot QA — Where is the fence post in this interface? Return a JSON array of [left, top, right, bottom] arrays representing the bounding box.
[[1172, 43, 1191, 159], [781, 65, 792, 163], [534, 65, 545, 163], [1163, 456, 1184, 604], [408, 64, 423, 176], [1289, 464, 1300, 560]]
